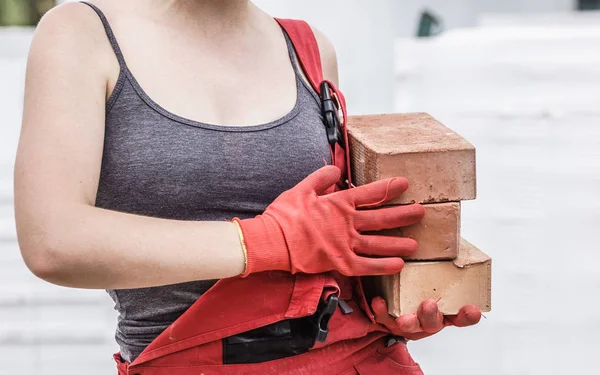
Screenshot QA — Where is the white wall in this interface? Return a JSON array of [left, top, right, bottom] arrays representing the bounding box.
[[479, 9, 600, 26], [395, 25, 600, 375]]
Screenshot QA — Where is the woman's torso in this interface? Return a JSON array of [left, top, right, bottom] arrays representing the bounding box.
[[83, 1, 332, 362]]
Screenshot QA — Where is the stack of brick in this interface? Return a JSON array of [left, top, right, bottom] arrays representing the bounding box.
[[348, 113, 491, 317]]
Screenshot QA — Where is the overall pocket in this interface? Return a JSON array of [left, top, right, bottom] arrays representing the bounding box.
[[353, 338, 423, 375]]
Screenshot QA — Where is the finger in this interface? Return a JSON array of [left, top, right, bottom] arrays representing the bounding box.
[[296, 166, 341, 195], [372, 297, 397, 326], [352, 256, 404, 276], [417, 299, 444, 333], [444, 305, 482, 328], [373, 297, 424, 334], [354, 235, 418, 257], [345, 177, 409, 208], [354, 204, 425, 232], [395, 313, 422, 334]]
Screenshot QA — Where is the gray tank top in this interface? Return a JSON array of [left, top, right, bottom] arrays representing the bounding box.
[[82, 2, 332, 362]]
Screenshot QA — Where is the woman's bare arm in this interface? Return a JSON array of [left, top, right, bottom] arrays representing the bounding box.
[[14, 6, 341, 291], [15, 5, 245, 290]]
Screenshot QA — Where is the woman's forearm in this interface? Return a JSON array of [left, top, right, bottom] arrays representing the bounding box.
[[17, 202, 245, 289]]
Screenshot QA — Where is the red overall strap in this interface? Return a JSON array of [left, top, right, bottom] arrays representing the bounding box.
[[275, 19, 323, 91], [275, 18, 353, 188], [274, 19, 376, 325]]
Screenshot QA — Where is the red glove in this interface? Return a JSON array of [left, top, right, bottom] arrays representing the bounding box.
[[371, 297, 482, 341], [235, 166, 425, 277]]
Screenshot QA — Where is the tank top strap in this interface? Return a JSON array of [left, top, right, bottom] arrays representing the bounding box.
[[80, 2, 127, 69], [281, 30, 307, 85]]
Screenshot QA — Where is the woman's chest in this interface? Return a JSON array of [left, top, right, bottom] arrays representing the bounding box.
[[95, 95, 331, 219]]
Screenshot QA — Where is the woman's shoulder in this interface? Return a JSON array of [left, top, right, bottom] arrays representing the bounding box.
[[35, 2, 108, 45], [305, 24, 339, 87], [28, 2, 116, 81]]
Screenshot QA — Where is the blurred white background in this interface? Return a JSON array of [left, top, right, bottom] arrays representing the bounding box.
[[1, 0, 599, 374]]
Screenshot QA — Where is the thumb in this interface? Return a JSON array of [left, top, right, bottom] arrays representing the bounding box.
[[296, 166, 341, 195], [346, 177, 409, 208]]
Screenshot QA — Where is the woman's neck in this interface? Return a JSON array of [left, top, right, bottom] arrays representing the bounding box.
[[145, 0, 256, 32]]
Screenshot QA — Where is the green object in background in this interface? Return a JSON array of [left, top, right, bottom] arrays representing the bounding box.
[[0, 0, 56, 26], [578, 0, 600, 10], [417, 10, 443, 38]]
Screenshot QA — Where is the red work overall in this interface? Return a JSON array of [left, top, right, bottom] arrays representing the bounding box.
[[113, 19, 424, 375]]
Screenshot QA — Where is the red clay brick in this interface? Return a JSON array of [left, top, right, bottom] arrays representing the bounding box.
[[377, 202, 460, 261], [348, 113, 476, 204], [376, 238, 491, 317]]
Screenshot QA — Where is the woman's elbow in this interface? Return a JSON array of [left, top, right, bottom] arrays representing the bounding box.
[[17, 226, 68, 283]]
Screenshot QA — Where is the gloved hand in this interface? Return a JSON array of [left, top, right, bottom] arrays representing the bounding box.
[[371, 297, 482, 340], [235, 165, 425, 277]]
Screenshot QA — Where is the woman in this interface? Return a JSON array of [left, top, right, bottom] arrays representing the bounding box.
[[14, 1, 481, 373]]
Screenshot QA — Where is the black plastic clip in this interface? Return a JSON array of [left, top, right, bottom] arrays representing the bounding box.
[[320, 81, 344, 148], [313, 295, 339, 344], [385, 336, 407, 348]]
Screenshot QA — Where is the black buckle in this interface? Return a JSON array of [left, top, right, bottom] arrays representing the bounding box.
[[320, 82, 344, 148], [313, 295, 339, 344]]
